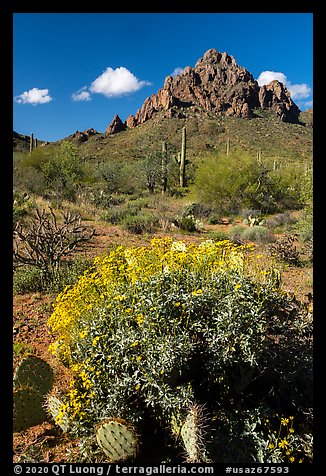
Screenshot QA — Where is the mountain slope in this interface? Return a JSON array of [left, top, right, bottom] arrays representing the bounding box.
[[13, 49, 312, 164], [63, 108, 312, 165]]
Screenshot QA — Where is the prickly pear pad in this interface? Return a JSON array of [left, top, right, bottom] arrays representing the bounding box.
[[96, 418, 139, 462], [13, 385, 47, 433], [14, 355, 54, 396]]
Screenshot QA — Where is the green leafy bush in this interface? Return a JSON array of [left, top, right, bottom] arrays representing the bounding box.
[[229, 224, 247, 242], [173, 206, 204, 232], [208, 230, 230, 242], [172, 215, 198, 232], [194, 152, 305, 214], [13, 191, 35, 228], [41, 142, 85, 202]]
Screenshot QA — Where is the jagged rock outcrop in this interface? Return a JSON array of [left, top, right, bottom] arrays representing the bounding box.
[[258, 80, 300, 122], [73, 128, 98, 142], [84, 128, 97, 136], [125, 48, 300, 128], [73, 130, 88, 143], [106, 114, 127, 134]]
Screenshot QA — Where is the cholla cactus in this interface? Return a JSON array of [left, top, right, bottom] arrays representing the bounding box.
[[180, 404, 210, 463]]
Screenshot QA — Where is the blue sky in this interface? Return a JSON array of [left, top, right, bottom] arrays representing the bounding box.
[[13, 13, 313, 142]]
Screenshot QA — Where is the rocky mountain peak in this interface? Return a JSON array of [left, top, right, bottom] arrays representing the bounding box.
[[106, 114, 126, 134], [195, 48, 236, 67], [107, 49, 301, 131]]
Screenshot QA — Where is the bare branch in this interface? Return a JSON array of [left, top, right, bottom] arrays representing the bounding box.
[[13, 207, 95, 279]]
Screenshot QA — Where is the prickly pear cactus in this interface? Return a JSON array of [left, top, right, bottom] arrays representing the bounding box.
[[44, 394, 70, 433], [96, 418, 140, 462], [13, 385, 47, 433], [180, 404, 209, 463], [14, 355, 54, 396]]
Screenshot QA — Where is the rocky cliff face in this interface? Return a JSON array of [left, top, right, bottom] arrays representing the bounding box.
[[258, 80, 300, 123], [122, 49, 300, 130], [73, 128, 98, 143], [106, 114, 127, 134]]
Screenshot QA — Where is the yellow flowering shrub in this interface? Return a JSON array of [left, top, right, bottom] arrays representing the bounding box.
[[47, 238, 312, 463], [48, 238, 264, 362]]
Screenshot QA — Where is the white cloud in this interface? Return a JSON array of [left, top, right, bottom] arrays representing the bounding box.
[[257, 71, 288, 86], [14, 87, 52, 105], [72, 87, 91, 102], [171, 67, 184, 77], [297, 99, 313, 111], [257, 70, 312, 101], [288, 83, 312, 100], [89, 67, 151, 97]]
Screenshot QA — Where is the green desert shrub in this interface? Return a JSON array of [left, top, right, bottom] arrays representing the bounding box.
[[229, 224, 247, 242], [241, 225, 275, 243], [13, 258, 94, 295], [172, 206, 205, 232], [100, 207, 128, 225], [172, 215, 198, 232], [122, 211, 159, 234], [208, 230, 230, 242], [13, 267, 46, 294], [194, 152, 305, 214], [229, 224, 274, 244], [41, 142, 85, 202], [295, 169, 313, 242]]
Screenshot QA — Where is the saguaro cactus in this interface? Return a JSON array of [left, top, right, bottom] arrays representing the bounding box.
[[29, 133, 34, 155], [226, 138, 230, 156], [180, 127, 186, 187], [161, 140, 168, 194]]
